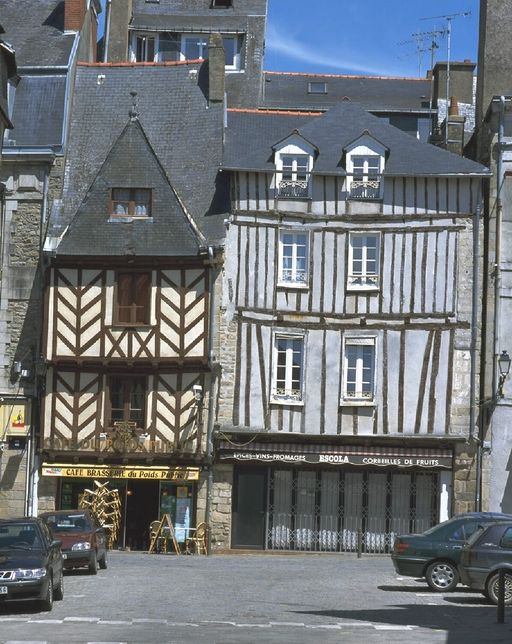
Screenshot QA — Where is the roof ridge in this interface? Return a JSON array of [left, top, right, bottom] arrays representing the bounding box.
[[228, 108, 322, 117], [78, 59, 203, 68], [264, 70, 427, 82]]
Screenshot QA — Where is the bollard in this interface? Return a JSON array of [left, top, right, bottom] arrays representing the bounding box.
[[497, 569, 505, 624], [357, 530, 363, 558]]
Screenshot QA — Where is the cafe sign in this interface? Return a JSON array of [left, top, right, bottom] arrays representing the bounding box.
[[41, 463, 200, 481]]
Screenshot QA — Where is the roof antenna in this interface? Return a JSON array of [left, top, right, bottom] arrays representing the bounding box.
[[129, 90, 139, 121]]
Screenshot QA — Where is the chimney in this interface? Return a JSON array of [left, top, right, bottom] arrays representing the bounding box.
[[208, 33, 225, 105], [64, 0, 87, 31], [106, 0, 133, 63], [445, 97, 466, 156]]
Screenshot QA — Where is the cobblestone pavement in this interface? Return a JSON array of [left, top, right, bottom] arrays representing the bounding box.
[[1, 551, 512, 643]]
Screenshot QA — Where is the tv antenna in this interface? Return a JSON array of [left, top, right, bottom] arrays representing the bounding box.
[[421, 10, 472, 143], [398, 28, 447, 77]]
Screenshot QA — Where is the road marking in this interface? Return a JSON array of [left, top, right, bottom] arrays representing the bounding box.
[[63, 617, 100, 622], [374, 624, 416, 630]]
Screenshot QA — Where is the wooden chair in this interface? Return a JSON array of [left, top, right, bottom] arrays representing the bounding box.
[[185, 522, 207, 555]]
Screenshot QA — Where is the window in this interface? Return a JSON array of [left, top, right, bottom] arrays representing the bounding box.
[[347, 233, 380, 290], [109, 376, 146, 427], [115, 272, 151, 325], [272, 335, 304, 403], [278, 154, 310, 198], [343, 337, 375, 402], [308, 81, 327, 94], [111, 188, 151, 218], [135, 34, 156, 62], [350, 155, 381, 199], [180, 34, 241, 69], [279, 232, 308, 286], [212, 0, 233, 6]]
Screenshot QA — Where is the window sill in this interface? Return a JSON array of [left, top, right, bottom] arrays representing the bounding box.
[[346, 286, 380, 293], [108, 216, 153, 223], [270, 398, 304, 407], [277, 282, 309, 290], [340, 399, 376, 407]]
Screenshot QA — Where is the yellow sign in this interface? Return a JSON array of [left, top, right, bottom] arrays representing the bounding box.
[[0, 402, 31, 437], [41, 463, 200, 481]]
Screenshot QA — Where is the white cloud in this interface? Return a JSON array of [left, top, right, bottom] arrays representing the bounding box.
[[265, 23, 407, 76]]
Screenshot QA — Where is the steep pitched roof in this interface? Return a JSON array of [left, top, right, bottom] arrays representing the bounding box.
[[56, 117, 204, 257], [1, 0, 75, 67], [47, 62, 227, 253], [223, 103, 490, 177]]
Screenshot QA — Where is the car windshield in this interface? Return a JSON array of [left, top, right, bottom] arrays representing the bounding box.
[[0, 523, 42, 550], [44, 512, 93, 533]]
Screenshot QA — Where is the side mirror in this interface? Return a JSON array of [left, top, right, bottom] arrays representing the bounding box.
[[50, 539, 62, 548]]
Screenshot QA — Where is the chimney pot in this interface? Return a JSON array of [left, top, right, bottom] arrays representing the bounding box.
[[449, 96, 459, 116]]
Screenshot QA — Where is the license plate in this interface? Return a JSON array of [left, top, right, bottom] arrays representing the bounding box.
[[62, 554, 67, 559], [0, 587, 7, 595]]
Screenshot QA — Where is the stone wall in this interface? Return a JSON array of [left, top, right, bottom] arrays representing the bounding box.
[[453, 442, 478, 514], [209, 463, 232, 550]]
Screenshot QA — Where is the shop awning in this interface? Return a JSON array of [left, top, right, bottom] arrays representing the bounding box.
[[41, 463, 200, 481], [217, 441, 452, 469]]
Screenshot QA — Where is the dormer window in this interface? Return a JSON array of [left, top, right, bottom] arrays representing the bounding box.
[[350, 155, 381, 199], [344, 135, 386, 201], [111, 188, 152, 218], [274, 135, 315, 200], [180, 34, 241, 70]]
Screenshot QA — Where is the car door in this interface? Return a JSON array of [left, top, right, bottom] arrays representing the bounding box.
[[465, 524, 511, 573], [40, 521, 63, 582], [439, 520, 471, 561]]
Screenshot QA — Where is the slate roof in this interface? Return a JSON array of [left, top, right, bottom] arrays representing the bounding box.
[[57, 118, 202, 257], [223, 103, 490, 177], [6, 74, 67, 147], [1, 0, 75, 67], [261, 72, 433, 113], [48, 61, 227, 256]]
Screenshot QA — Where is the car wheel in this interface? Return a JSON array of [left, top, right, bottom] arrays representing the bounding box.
[[99, 551, 107, 570], [486, 571, 512, 605], [425, 561, 459, 592], [88, 551, 98, 575], [40, 576, 53, 612], [54, 571, 64, 601]]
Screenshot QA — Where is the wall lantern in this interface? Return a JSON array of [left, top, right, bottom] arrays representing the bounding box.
[[498, 350, 511, 398]]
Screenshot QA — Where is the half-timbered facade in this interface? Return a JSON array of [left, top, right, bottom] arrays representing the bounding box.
[[211, 102, 489, 552], [38, 56, 227, 550]]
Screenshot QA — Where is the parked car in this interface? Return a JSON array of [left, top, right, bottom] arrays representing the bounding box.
[[459, 521, 512, 604], [40, 509, 107, 574], [391, 512, 512, 591], [0, 517, 64, 611]]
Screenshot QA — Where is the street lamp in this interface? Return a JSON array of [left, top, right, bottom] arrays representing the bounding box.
[[497, 350, 511, 398]]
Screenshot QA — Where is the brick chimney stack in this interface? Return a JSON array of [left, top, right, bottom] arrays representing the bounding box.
[[64, 0, 87, 32]]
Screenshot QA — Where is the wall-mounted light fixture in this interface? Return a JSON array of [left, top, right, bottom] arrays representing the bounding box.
[[498, 350, 511, 398], [193, 384, 203, 402]]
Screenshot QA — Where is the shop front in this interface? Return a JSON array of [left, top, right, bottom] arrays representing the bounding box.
[[41, 463, 200, 551], [219, 441, 453, 553]]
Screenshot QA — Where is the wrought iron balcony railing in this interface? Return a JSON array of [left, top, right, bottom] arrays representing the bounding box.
[[272, 387, 303, 403], [281, 269, 308, 285], [278, 179, 310, 198], [349, 179, 381, 200], [347, 274, 380, 289]]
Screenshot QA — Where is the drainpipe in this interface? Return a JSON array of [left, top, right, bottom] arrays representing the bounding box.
[[205, 245, 221, 553]]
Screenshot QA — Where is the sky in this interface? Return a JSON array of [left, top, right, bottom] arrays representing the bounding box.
[[265, 0, 480, 77], [98, 0, 480, 78]]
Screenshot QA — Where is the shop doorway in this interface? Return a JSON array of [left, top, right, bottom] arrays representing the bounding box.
[[124, 480, 160, 550], [232, 468, 266, 549]]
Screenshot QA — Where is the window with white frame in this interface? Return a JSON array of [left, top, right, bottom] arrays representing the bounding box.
[[278, 154, 310, 198], [350, 155, 381, 199], [279, 232, 308, 286], [347, 233, 380, 290], [272, 335, 304, 403], [180, 34, 241, 70], [343, 337, 375, 402]]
